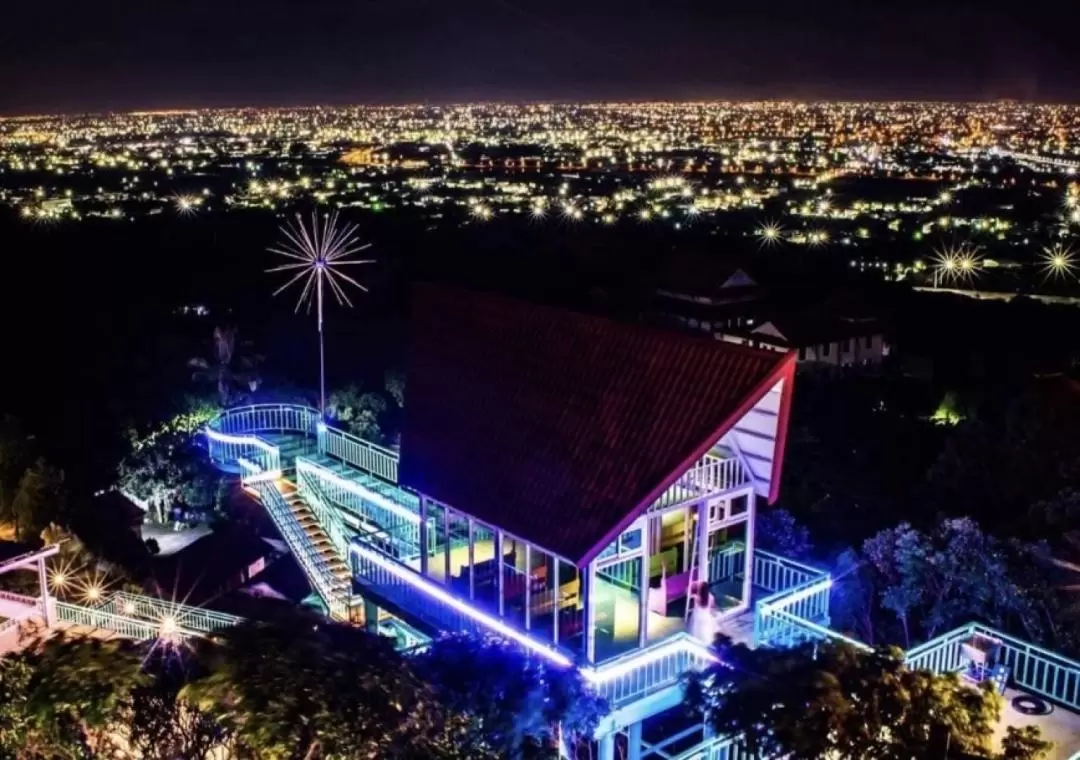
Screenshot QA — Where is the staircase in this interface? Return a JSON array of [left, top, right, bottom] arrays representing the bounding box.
[[249, 480, 350, 620]]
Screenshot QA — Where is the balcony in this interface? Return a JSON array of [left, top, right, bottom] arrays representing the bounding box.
[[652, 455, 750, 511]]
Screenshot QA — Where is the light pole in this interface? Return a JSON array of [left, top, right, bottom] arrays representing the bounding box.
[[267, 210, 373, 416]]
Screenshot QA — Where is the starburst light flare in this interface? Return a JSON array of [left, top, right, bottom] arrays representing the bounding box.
[[756, 220, 785, 249], [267, 210, 374, 414], [1040, 243, 1078, 281]]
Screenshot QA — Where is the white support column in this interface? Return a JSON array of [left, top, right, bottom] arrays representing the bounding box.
[[443, 507, 451, 583], [552, 557, 560, 646], [638, 516, 650, 648], [598, 733, 615, 760], [467, 519, 476, 600], [697, 501, 710, 586], [524, 544, 532, 630], [496, 531, 505, 618], [628, 722, 643, 760], [419, 496, 429, 577], [742, 490, 756, 607], [682, 506, 692, 572], [584, 561, 596, 663], [37, 557, 53, 628]]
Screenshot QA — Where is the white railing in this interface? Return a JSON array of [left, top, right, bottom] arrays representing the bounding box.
[[668, 733, 755, 760], [904, 623, 1080, 712], [324, 426, 399, 483], [55, 601, 166, 640], [205, 403, 320, 472], [653, 457, 749, 510], [250, 480, 349, 619], [296, 458, 420, 553], [97, 592, 241, 635], [351, 543, 483, 637], [752, 551, 832, 648], [709, 541, 746, 584], [0, 590, 38, 607], [582, 633, 717, 709]]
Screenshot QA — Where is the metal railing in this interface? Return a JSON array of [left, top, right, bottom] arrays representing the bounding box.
[[669, 734, 755, 760], [205, 403, 320, 472], [55, 601, 167, 640], [351, 542, 481, 637], [709, 541, 746, 584], [752, 551, 831, 648], [296, 457, 420, 559], [653, 457, 750, 511], [250, 480, 349, 619], [97, 592, 241, 635], [583, 633, 717, 709], [324, 426, 399, 483], [904, 623, 1080, 712]]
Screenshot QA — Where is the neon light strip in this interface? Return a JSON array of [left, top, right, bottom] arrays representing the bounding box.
[[297, 460, 419, 524], [205, 427, 279, 454], [581, 634, 718, 684], [758, 577, 832, 613], [349, 543, 573, 667]]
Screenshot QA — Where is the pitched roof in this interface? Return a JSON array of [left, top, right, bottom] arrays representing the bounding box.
[[399, 285, 795, 567]]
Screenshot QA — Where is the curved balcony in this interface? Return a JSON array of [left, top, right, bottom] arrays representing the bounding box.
[[205, 403, 321, 474]]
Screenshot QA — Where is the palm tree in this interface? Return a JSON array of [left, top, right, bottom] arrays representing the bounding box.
[[187, 326, 261, 407]]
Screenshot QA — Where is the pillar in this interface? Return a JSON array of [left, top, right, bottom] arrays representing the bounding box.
[[598, 734, 615, 760], [467, 519, 476, 599], [697, 500, 711, 587], [584, 561, 596, 662], [742, 490, 756, 608], [638, 517, 650, 647], [363, 598, 379, 634], [628, 722, 643, 760], [37, 557, 54, 627], [419, 497, 429, 576], [524, 544, 532, 630], [496, 531, 505, 617]]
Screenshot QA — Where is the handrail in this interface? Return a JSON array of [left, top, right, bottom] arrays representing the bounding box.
[[323, 425, 399, 483]]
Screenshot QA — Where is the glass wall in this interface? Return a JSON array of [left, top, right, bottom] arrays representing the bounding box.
[[557, 561, 584, 656], [447, 509, 471, 598], [501, 536, 528, 629], [593, 556, 643, 661], [471, 521, 499, 614]]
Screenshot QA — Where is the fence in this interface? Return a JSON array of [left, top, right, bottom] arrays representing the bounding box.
[[324, 426, 399, 483], [205, 403, 320, 472], [752, 551, 831, 648], [904, 623, 1080, 713], [583, 633, 717, 709]]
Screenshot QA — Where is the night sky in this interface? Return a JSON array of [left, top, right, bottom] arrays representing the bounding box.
[[2, 0, 1078, 115]]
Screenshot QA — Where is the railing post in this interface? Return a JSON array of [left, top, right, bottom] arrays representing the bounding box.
[[316, 420, 327, 455]]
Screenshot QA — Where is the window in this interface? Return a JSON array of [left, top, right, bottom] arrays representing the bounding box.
[[822, 343, 831, 357], [619, 528, 642, 552]]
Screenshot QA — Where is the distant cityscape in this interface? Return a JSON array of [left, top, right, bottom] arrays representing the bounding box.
[[2, 102, 1079, 293]]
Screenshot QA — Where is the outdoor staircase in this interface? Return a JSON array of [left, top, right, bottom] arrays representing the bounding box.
[[249, 479, 350, 620]]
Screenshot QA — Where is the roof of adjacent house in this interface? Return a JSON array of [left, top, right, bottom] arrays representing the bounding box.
[[398, 285, 795, 567]]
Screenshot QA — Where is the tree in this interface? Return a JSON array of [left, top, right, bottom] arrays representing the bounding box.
[[998, 725, 1053, 760], [12, 633, 149, 758], [188, 326, 261, 407], [129, 662, 238, 760], [326, 384, 389, 443], [685, 639, 1001, 760], [117, 428, 220, 524], [415, 634, 607, 760], [183, 608, 466, 759], [385, 369, 406, 408], [10, 458, 67, 543], [756, 508, 812, 559]]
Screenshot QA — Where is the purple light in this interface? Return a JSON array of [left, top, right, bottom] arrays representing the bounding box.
[[349, 543, 574, 667]]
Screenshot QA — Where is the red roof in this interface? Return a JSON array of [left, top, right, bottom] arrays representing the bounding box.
[[399, 285, 795, 567]]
